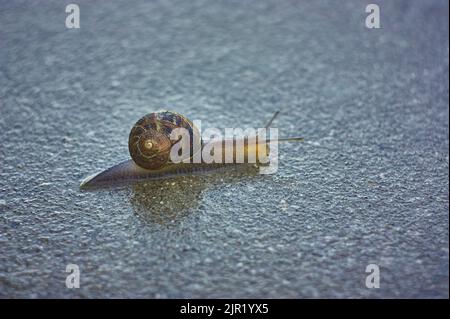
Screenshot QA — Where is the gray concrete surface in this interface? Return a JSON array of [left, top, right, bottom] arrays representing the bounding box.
[[0, 0, 448, 298]]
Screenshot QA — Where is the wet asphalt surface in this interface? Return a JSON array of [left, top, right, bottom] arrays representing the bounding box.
[[0, 0, 448, 298]]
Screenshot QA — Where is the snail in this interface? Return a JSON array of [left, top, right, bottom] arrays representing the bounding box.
[[80, 110, 303, 188]]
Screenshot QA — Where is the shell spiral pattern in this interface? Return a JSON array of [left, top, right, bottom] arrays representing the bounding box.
[[128, 111, 199, 170]]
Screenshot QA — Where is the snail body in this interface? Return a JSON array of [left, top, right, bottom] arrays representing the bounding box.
[[80, 110, 303, 188]]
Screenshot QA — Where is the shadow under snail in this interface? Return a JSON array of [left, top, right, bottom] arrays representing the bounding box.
[[80, 110, 303, 188]]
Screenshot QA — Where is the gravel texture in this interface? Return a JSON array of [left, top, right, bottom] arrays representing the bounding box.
[[0, 0, 448, 298]]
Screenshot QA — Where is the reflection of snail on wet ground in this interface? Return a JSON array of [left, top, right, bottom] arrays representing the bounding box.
[[80, 110, 303, 188], [130, 167, 261, 224]]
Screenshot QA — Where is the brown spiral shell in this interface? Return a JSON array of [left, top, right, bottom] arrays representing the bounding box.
[[128, 111, 200, 170]]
